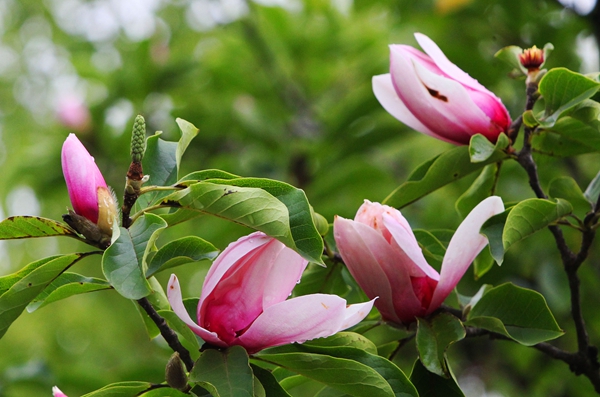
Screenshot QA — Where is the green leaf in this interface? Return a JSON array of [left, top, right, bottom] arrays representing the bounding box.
[[147, 236, 219, 277], [26, 272, 110, 312], [255, 352, 396, 397], [503, 198, 572, 253], [175, 118, 200, 173], [413, 229, 446, 271], [480, 210, 509, 265], [548, 176, 591, 216], [206, 178, 324, 264], [178, 169, 240, 184], [383, 145, 507, 209], [473, 246, 495, 279], [416, 313, 465, 377], [585, 167, 600, 203], [189, 346, 254, 397], [140, 387, 190, 396], [0, 216, 75, 239], [80, 381, 153, 396], [251, 364, 293, 397], [139, 132, 178, 208], [158, 309, 201, 358], [538, 68, 600, 126], [102, 214, 167, 299], [164, 182, 300, 261], [481, 199, 572, 264], [158, 209, 203, 226], [465, 283, 564, 345], [455, 164, 499, 219], [468, 133, 509, 163], [410, 360, 464, 397], [494, 45, 526, 75], [0, 254, 89, 339], [301, 332, 378, 356]]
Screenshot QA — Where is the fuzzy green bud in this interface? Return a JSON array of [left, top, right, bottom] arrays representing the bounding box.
[[130, 115, 146, 163], [165, 352, 189, 391]]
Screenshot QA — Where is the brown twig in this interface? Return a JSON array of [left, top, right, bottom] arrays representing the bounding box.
[[137, 297, 195, 372]]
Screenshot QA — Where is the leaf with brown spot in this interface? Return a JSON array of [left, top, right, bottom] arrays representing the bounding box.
[[0, 216, 75, 239]]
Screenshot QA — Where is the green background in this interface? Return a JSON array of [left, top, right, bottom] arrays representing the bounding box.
[[0, 0, 598, 395]]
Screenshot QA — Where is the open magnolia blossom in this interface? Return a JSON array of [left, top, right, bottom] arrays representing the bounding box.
[[61, 133, 116, 238], [334, 196, 504, 324], [167, 232, 375, 354], [372, 33, 511, 145]]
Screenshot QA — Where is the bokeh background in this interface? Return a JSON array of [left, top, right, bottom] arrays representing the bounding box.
[[0, 0, 599, 395]]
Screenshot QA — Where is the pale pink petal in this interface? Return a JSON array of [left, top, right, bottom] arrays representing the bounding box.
[[382, 212, 439, 281], [52, 386, 68, 397], [199, 237, 307, 343], [334, 216, 423, 323], [200, 232, 271, 302], [237, 294, 372, 353], [61, 134, 107, 223], [339, 299, 377, 330], [372, 74, 456, 144], [408, 58, 494, 142], [428, 196, 505, 312], [414, 33, 487, 92], [414, 33, 511, 135], [166, 274, 225, 347]]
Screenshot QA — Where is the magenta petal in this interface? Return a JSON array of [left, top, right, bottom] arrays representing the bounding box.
[[236, 294, 373, 353], [61, 134, 107, 223], [428, 196, 505, 312], [166, 274, 225, 347], [199, 236, 307, 343], [200, 232, 272, 302], [334, 216, 423, 323]]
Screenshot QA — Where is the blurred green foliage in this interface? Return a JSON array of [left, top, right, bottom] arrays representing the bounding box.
[[0, 0, 599, 396]]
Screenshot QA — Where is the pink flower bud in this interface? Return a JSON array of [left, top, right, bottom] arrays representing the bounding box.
[[167, 232, 375, 354], [52, 386, 68, 397], [334, 197, 504, 324], [372, 33, 511, 145], [61, 134, 116, 236]]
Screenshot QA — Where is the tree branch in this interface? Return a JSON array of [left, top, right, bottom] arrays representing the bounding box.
[[137, 297, 195, 372]]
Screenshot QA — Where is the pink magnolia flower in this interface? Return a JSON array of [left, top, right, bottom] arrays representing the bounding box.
[[56, 96, 92, 133], [52, 386, 68, 397], [61, 133, 116, 236], [372, 33, 511, 145], [167, 232, 375, 354], [334, 196, 504, 324]]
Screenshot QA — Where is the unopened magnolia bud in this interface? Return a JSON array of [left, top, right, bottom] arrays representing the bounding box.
[[165, 352, 189, 391], [131, 115, 146, 163], [519, 46, 544, 71]]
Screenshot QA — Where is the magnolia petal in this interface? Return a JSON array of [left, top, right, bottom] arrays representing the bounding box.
[[200, 231, 271, 303], [166, 274, 225, 347], [372, 74, 455, 144], [52, 386, 69, 397], [199, 237, 307, 342], [409, 58, 494, 142], [339, 299, 377, 330], [382, 212, 439, 281], [334, 216, 423, 323], [237, 294, 372, 353], [414, 33, 487, 92], [428, 196, 505, 312]]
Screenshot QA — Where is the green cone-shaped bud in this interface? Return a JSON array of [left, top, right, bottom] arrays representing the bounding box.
[[130, 115, 146, 163]]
